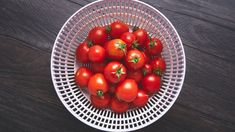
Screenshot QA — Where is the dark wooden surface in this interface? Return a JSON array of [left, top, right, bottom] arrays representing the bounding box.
[[0, 0, 235, 131]]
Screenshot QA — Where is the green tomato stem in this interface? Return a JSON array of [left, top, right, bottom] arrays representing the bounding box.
[[149, 41, 155, 48], [132, 40, 139, 48], [106, 25, 111, 34], [96, 90, 103, 97], [129, 57, 139, 63], [87, 40, 93, 48], [153, 68, 162, 76]]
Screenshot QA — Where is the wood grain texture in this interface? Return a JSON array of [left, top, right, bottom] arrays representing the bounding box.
[[0, 0, 234, 132]]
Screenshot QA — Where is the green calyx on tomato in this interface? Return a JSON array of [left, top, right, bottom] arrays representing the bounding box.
[[115, 42, 126, 54], [129, 57, 139, 64], [87, 40, 93, 47], [97, 90, 104, 97], [132, 40, 139, 48], [106, 25, 111, 34], [149, 40, 156, 48], [153, 68, 162, 76], [143, 68, 147, 76], [112, 66, 126, 79]]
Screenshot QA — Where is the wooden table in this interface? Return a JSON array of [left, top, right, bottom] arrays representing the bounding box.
[[1, 0, 234, 131]]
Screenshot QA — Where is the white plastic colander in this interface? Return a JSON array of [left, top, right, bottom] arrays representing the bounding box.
[[51, 0, 186, 131]]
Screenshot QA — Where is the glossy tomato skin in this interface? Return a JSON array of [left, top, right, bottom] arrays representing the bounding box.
[[76, 42, 90, 63], [110, 97, 129, 113], [142, 64, 152, 76], [151, 57, 166, 76], [145, 37, 163, 55], [116, 79, 138, 102], [127, 70, 143, 83], [75, 67, 93, 88], [141, 51, 150, 64], [88, 45, 105, 62], [106, 39, 127, 60], [90, 93, 110, 109], [88, 27, 107, 45], [120, 32, 138, 49], [91, 62, 106, 73], [132, 90, 149, 107], [88, 73, 108, 96], [109, 21, 129, 39], [142, 74, 161, 94], [104, 61, 127, 84], [133, 29, 148, 46], [125, 49, 145, 70]]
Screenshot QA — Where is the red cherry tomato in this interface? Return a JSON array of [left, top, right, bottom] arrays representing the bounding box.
[[110, 97, 129, 113], [133, 29, 148, 45], [125, 49, 145, 70], [106, 39, 127, 60], [120, 32, 138, 49], [88, 27, 107, 45], [104, 61, 127, 84], [75, 67, 93, 88], [142, 64, 152, 76], [132, 90, 149, 107], [109, 21, 129, 39], [88, 45, 105, 62], [127, 70, 143, 83], [142, 74, 161, 94], [90, 93, 110, 109], [145, 37, 163, 55], [91, 62, 106, 73], [141, 51, 150, 64], [88, 73, 108, 96], [116, 79, 138, 102], [151, 57, 166, 76], [76, 41, 91, 63]]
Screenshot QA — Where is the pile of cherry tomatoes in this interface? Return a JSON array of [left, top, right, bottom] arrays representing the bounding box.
[[75, 21, 166, 113]]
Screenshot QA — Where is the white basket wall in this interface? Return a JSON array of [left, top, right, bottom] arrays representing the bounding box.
[[51, 0, 186, 131]]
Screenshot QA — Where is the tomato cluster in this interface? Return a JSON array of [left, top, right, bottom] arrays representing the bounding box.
[[75, 21, 166, 113]]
